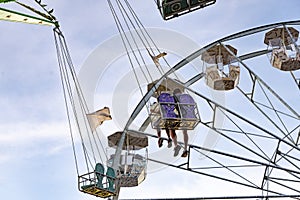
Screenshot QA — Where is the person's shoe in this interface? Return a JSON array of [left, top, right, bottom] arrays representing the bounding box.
[[174, 145, 181, 157], [167, 139, 172, 148], [158, 138, 163, 148], [181, 150, 189, 158]]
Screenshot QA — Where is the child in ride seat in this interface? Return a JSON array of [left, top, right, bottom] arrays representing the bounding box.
[[150, 102, 172, 148], [173, 88, 189, 157]]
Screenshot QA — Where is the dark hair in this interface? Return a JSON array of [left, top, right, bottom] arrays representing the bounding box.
[[173, 88, 181, 95]]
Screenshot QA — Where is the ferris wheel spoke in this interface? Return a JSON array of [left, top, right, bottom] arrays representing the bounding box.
[[262, 141, 300, 196], [145, 142, 300, 197], [186, 86, 300, 153], [222, 42, 299, 118], [147, 157, 270, 194], [226, 56, 300, 144], [290, 71, 300, 90]]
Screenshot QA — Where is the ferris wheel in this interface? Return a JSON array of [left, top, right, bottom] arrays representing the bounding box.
[[68, 3, 300, 198], [1, 0, 300, 200]]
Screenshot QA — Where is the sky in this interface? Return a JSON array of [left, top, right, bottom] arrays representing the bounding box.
[[0, 0, 299, 200]]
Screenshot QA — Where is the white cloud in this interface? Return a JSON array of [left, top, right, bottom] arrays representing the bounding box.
[[0, 122, 71, 163]]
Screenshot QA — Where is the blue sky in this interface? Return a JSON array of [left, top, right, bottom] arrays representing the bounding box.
[[0, 0, 299, 200]]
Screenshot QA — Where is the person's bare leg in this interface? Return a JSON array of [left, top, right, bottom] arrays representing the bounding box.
[[165, 128, 171, 140], [170, 129, 177, 146], [157, 128, 161, 138], [157, 128, 163, 147], [165, 128, 172, 148], [181, 130, 188, 157], [170, 129, 181, 156], [183, 130, 188, 151]]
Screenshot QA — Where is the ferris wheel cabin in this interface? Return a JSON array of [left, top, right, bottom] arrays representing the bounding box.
[[157, 0, 216, 20], [201, 44, 240, 91], [264, 27, 300, 71], [107, 131, 148, 188]]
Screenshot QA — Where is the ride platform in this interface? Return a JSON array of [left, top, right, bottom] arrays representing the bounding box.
[[78, 164, 117, 198]]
